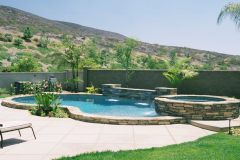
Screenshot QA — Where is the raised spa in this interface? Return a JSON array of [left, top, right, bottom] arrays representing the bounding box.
[[155, 95, 240, 120]]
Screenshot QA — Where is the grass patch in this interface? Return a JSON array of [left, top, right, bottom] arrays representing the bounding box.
[[0, 51, 9, 60], [0, 88, 11, 98], [0, 94, 10, 98], [58, 133, 240, 160], [0, 44, 8, 52], [28, 45, 37, 50], [4, 43, 15, 48], [37, 47, 56, 54]]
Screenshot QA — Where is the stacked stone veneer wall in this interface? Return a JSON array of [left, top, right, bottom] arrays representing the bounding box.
[[102, 84, 177, 100], [155, 97, 240, 120]]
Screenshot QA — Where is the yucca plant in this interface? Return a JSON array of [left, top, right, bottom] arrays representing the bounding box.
[[34, 92, 60, 116]]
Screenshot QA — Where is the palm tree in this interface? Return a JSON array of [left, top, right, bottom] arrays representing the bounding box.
[[217, 2, 240, 28]]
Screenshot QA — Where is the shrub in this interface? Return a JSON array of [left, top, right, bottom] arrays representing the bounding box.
[[23, 27, 33, 42], [11, 54, 42, 72], [33, 37, 39, 42], [86, 85, 99, 94], [0, 33, 3, 41], [14, 38, 24, 46], [31, 92, 68, 118], [38, 35, 50, 48], [0, 33, 13, 42], [12, 80, 62, 95]]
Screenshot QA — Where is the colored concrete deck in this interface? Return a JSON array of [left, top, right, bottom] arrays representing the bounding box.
[[0, 100, 215, 160], [190, 118, 240, 132]]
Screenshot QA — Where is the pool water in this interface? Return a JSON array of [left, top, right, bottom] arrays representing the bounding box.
[[13, 94, 158, 117], [168, 96, 225, 102]]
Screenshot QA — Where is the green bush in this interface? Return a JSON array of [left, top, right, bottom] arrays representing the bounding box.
[[30, 92, 68, 118], [12, 80, 62, 95], [38, 35, 50, 48], [0, 33, 13, 42], [11, 54, 42, 72], [14, 38, 24, 46]]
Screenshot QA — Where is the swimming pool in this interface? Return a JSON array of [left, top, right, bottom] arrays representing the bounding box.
[[13, 94, 158, 117]]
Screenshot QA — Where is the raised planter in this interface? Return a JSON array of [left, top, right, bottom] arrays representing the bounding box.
[[102, 84, 177, 100]]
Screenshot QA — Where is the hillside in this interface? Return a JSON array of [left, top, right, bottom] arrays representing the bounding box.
[[1, 5, 240, 71]]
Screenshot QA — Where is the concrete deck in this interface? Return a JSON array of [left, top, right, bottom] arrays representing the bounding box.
[[0, 100, 215, 160], [191, 118, 240, 132]]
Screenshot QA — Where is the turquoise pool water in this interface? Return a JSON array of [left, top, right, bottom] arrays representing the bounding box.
[[13, 94, 158, 117], [168, 96, 225, 102]]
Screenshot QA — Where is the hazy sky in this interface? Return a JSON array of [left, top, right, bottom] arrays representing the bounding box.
[[1, 0, 240, 55]]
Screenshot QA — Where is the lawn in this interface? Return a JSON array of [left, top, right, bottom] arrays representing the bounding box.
[[0, 94, 10, 98], [58, 133, 240, 160]]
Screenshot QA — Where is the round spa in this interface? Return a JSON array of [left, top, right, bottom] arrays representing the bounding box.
[[154, 95, 240, 120]]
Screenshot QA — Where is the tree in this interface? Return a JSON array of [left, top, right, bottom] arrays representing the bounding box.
[[98, 49, 110, 67], [217, 3, 240, 28], [138, 55, 168, 69], [115, 38, 138, 86], [23, 27, 33, 42], [163, 52, 198, 88], [52, 35, 85, 92]]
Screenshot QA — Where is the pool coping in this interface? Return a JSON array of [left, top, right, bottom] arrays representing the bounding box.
[[1, 93, 186, 125]]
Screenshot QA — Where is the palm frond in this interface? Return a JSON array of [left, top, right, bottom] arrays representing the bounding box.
[[217, 3, 240, 28]]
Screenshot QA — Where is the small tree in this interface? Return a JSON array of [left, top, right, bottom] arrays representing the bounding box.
[[23, 27, 33, 42], [115, 38, 138, 86], [163, 52, 198, 88]]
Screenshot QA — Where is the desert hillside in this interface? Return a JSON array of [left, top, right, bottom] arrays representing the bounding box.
[[1, 5, 240, 71]]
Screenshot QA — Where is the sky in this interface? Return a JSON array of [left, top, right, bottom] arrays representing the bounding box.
[[1, 0, 240, 55]]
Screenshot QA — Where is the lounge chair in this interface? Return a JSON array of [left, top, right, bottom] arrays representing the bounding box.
[[0, 121, 36, 148]]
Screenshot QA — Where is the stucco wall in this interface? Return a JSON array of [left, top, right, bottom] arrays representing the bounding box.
[[0, 72, 66, 89], [85, 69, 240, 98], [0, 71, 85, 91]]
